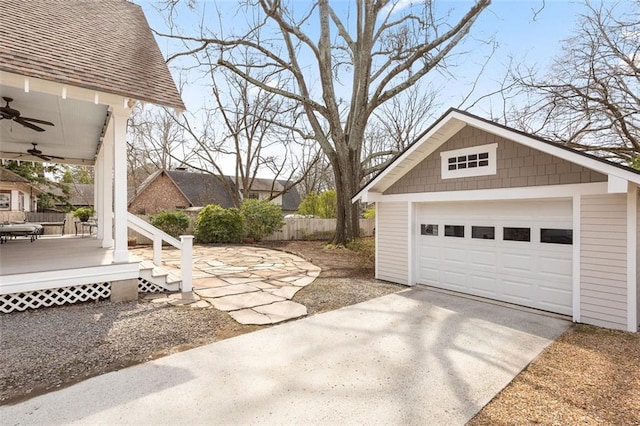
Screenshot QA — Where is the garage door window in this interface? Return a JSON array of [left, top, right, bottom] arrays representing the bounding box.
[[421, 224, 439, 236], [503, 227, 530, 242], [444, 225, 464, 237], [472, 226, 495, 240], [541, 228, 573, 245]]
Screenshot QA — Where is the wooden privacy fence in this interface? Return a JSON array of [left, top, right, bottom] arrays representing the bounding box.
[[25, 212, 75, 235], [262, 218, 375, 241], [128, 216, 375, 244]]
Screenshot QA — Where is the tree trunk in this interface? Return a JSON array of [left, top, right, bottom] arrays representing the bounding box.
[[331, 145, 361, 245]]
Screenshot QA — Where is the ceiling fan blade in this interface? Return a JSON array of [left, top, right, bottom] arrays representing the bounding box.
[[14, 118, 45, 132], [19, 116, 55, 126]]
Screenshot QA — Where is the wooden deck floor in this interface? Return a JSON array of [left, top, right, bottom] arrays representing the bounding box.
[[0, 235, 115, 275]]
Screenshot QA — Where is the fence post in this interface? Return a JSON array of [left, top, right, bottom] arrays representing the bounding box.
[[179, 235, 194, 293]]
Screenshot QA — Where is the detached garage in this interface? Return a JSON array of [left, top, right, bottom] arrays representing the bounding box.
[[354, 109, 640, 332]]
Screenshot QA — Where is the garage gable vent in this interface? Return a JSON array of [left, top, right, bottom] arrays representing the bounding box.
[[440, 143, 497, 179]]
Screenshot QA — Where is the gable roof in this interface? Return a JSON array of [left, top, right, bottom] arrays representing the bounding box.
[[49, 183, 95, 207], [354, 108, 640, 202], [166, 170, 236, 208], [0, 167, 30, 184], [0, 0, 184, 111]]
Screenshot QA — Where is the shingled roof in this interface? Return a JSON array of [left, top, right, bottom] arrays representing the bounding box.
[[166, 170, 237, 208], [0, 167, 30, 183], [0, 0, 184, 111]]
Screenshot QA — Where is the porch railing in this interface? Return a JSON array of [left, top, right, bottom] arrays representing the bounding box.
[[126, 212, 193, 292]]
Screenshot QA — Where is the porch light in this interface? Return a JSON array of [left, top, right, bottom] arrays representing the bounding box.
[[24, 78, 29, 93]]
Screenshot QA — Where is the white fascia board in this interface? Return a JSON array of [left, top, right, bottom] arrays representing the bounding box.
[[608, 174, 629, 193], [365, 182, 608, 203], [461, 114, 640, 186], [0, 70, 130, 108]]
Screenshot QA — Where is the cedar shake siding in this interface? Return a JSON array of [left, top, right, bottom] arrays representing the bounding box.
[[580, 194, 628, 330], [384, 127, 606, 195], [128, 174, 190, 215], [376, 202, 408, 284]]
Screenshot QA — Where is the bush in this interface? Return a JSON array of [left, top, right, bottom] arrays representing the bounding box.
[[194, 204, 243, 243], [149, 211, 190, 238], [241, 199, 284, 242]]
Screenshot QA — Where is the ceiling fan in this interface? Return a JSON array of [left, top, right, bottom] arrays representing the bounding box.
[[0, 97, 55, 132], [25, 143, 65, 161]]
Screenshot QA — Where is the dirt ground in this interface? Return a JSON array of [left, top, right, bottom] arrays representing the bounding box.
[[1, 240, 638, 425]]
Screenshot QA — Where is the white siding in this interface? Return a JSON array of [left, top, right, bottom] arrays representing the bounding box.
[[377, 202, 409, 284], [581, 194, 628, 330]]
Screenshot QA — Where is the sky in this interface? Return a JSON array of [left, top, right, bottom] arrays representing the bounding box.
[[134, 0, 589, 175]]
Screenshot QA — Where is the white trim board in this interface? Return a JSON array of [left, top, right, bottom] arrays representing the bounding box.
[[366, 182, 608, 203]]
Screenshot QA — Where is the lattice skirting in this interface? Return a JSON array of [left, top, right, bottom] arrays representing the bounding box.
[[0, 283, 111, 314], [138, 278, 165, 293]]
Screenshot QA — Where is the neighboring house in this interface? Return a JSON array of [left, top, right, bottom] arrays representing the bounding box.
[[0, 0, 185, 311], [0, 167, 39, 218], [50, 183, 95, 209], [128, 169, 236, 214], [354, 108, 640, 332], [238, 177, 302, 214], [129, 170, 302, 215]]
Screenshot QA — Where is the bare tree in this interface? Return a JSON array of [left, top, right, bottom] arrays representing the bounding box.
[[173, 57, 308, 206], [361, 84, 440, 180], [503, 1, 640, 164], [162, 0, 491, 243], [127, 104, 189, 193]]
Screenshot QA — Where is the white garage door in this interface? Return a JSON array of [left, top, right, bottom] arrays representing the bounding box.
[[417, 199, 573, 315]]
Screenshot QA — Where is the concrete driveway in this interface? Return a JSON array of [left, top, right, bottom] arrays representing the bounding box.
[[1, 287, 570, 425]]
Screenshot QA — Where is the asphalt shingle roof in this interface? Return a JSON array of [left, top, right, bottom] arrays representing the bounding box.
[[0, 0, 184, 110], [0, 167, 30, 183], [166, 170, 237, 209]]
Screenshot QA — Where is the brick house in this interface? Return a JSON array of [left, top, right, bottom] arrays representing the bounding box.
[[128, 169, 302, 215]]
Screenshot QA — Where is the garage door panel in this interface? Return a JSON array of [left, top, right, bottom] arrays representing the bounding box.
[[502, 252, 534, 273], [443, 247, 466, 263], [539, 256, 572, 276], [468, 249, 497, 267], [417, 200, 572, 315], [469, 274, 501, 296], [442, 270, 467, 289], [419, 266, 440, 284]]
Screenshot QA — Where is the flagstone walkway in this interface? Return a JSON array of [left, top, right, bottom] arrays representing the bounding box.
[[129, 245, 321, 325]]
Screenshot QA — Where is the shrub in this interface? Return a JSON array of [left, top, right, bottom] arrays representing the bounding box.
[[241, 199, 284, 242], [149, 211, 190, 238], [194, 204, 243, 243]]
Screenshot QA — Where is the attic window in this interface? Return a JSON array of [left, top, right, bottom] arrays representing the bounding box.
[[440, 143, 497, 179]]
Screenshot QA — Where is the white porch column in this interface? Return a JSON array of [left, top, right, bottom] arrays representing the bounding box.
[[95, 148, 104, 240], [112, 108, 130, 263], [101, 118, 114, 249], [10, 190, 19, 212]]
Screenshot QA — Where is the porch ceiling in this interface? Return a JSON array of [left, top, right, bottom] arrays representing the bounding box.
[[0, 85, 107, 166]]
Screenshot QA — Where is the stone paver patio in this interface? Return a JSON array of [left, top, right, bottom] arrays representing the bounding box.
[[129, 245, 321, 325]]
